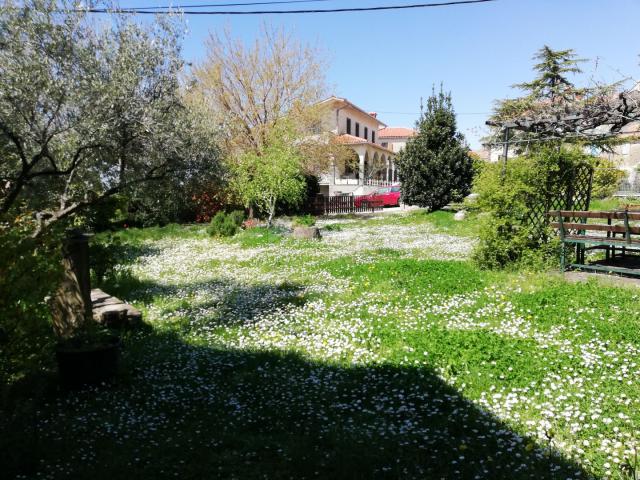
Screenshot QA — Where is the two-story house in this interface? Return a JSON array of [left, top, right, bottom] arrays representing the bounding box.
[[378, 127, 415, 154], [317, 96, 399, 196]]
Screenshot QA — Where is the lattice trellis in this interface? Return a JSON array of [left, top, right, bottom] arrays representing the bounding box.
[[527, 162, 594, 239]]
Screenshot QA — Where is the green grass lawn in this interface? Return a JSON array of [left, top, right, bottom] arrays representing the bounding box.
[[4, 210, 640, 479], [590, 198, 626, 211]]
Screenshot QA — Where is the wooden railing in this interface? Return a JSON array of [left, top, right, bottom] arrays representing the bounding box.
[[312, 195, 383, 215]]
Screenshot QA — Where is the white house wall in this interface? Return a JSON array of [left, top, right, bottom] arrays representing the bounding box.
[[381, 139, 408, 153], [322, 101, 383, 141]]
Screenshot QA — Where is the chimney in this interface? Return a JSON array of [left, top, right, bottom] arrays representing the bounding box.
[[368, 112, 377, 118]]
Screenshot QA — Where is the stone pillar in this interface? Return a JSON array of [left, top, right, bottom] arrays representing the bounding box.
[[358, 153, 366, 186], [50, 230, 93, 338]]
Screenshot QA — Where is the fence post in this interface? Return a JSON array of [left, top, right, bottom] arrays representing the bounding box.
[[558, 214, 567, 271]]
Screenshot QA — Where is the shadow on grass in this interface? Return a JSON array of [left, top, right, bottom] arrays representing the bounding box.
[[3, 325, 590, 480], [93, 276, 311, 340]]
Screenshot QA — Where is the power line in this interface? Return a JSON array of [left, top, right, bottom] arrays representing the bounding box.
[[377, 110, 491, 116], [80, 0, 497, 15], [129, 0, 335, 10]]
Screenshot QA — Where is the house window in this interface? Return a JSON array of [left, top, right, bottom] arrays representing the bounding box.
[[381, 142, 388, 148], [372, 131, 376, 143], [346, 118, 352, 135], [364, 127, 368, 140], [355, 122, 360, 137]]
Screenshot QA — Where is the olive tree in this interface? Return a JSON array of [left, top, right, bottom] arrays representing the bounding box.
[[0, 0, 219, 236]]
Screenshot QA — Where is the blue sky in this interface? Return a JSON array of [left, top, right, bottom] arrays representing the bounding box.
[[128, 0, 640, 148]]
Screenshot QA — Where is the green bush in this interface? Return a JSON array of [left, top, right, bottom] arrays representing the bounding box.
[[89, 234, 131, 287], [397, 89, 474, 210], [293, 214, 316, 227], [228, 210, 246, 227], [591, 158, 625, 199], [473, 146, 586, 270], [207, 211, 242, 237], [472, 216, 561, 270], [0, 221, 63, 392], [81, 194, 129, 232], [322, 223, 343, 232]]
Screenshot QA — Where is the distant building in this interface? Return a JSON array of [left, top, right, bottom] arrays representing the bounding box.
[[316, 96, 405, 196], [597, 121, 640, 175], [378, 127, 415, 154]]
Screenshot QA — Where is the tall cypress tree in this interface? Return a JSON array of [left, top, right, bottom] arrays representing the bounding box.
[[397, 88, 473, 210]]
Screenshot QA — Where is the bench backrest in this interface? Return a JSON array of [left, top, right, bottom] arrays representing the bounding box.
[[548, 210, 640, 221], [547, 210, 640, 240]]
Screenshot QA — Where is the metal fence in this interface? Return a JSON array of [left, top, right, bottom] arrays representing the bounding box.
[[615, 177, 640, 197]]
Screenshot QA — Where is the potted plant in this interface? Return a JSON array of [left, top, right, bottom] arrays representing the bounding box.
[[55, 325, 121, 388], [292, 214, 321, 240]]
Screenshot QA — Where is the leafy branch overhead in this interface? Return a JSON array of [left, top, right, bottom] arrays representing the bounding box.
[[487, 45, 640, 144]]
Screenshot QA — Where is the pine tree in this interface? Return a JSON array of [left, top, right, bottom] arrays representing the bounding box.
[[514, 45, 585, 104], [397, 88, 473, 211], [487, 46, 587, 147]]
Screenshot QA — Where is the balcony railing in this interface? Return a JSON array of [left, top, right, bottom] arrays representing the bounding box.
[[615, 177, 640, 197], [334, 178, 359, 185], [365, 178, 395, 187]]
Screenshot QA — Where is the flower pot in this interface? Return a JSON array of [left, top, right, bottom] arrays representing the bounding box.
[[56, 335, 121, 388]]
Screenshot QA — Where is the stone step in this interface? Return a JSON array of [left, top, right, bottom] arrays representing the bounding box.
[[91, 288, 142, 327]]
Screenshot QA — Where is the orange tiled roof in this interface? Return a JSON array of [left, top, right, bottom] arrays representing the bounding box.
[[335, 133, 368, 145], [335, 134, 395, 154], [378, 127, 415, 138]]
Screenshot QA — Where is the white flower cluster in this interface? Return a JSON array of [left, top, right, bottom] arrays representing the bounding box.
[[26, 213, 638, 479]]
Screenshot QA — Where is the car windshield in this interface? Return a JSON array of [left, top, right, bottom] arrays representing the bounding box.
[[377, 188, 390, 194]]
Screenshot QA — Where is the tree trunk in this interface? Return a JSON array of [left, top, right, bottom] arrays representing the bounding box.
[[267, 199, 276, 228]]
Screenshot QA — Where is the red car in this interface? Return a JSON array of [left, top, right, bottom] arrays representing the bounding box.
[[355, 186, 401, 208]]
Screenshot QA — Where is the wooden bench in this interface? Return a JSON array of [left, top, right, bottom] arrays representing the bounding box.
[[547, 209, 640, 277]]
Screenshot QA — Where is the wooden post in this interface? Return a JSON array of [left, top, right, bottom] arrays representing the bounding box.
[[66, 231, 92, 316], [50, 230, 93, 338], [623, 209, 631, 257], [558, 213, 566, 271], [606, 216, 611, 260]]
